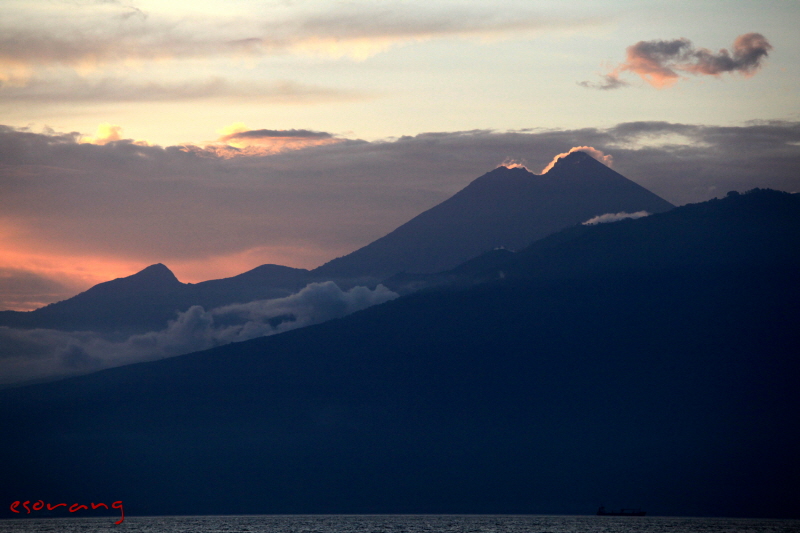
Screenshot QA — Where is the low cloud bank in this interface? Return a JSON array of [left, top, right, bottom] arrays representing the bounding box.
[[0, 282, 398, 386], [583, 211, 650, 225]]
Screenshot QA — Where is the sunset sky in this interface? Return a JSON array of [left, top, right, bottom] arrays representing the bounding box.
[[2, 0, 800, 311]]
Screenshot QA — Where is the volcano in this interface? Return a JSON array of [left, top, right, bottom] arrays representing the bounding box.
[[313, 151, 674, 280]]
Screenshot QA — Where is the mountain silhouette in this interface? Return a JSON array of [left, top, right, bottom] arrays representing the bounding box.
[[313, 151, 674, 280], [1, 189, 797, 519], [387, 188, 800, 291], [0, 151, 673, 333], [0, 263, 314, 334], [115, 262, 180, 286]]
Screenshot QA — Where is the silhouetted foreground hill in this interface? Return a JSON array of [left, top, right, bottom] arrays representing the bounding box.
[[1, 190, 797, 519], [314, 151, 674, 280]]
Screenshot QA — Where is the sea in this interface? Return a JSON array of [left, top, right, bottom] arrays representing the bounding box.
[[1, 515, 799, 533]]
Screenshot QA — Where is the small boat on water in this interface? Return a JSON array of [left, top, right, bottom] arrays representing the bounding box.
[[596, 506, 646, 516]]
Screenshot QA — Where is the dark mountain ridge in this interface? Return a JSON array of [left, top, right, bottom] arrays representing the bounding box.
[[0, 151, 674, 333], [1, 189, 797, 519], [313, 151, 674, 279], [0, 263, 315, 334]]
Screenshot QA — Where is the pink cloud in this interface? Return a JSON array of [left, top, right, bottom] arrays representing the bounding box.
[[581, 33, 772, 89]]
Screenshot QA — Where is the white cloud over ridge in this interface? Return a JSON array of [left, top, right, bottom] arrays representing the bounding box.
[[582, 211, 650, 225], [0, 281, 399, 385]]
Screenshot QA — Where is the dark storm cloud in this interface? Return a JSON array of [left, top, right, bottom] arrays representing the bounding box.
[[581, 33, 772, 89]]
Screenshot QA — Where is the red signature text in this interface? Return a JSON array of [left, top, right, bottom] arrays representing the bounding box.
[[10, 500, 124, 524]]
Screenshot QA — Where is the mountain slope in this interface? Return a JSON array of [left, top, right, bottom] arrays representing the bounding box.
[[1, 190, 797, 518], [386, 188, 800, 291], [0, 263, 314, 333], [313, 151, 674, 279]]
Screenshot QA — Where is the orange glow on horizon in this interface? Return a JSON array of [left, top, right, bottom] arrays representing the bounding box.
[[0, 249, 148, 311], [0, 243, 339, 311]]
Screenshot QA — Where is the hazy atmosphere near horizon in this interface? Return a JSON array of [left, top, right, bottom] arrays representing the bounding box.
[[2, 0, 800, 525], [2, 0, 799, 311]]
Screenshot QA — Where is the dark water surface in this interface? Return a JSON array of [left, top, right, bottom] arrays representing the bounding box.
[[1, 515, 799, 533]]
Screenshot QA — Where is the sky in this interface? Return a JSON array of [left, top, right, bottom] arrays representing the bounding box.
[[2, 0, 800, 311]]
